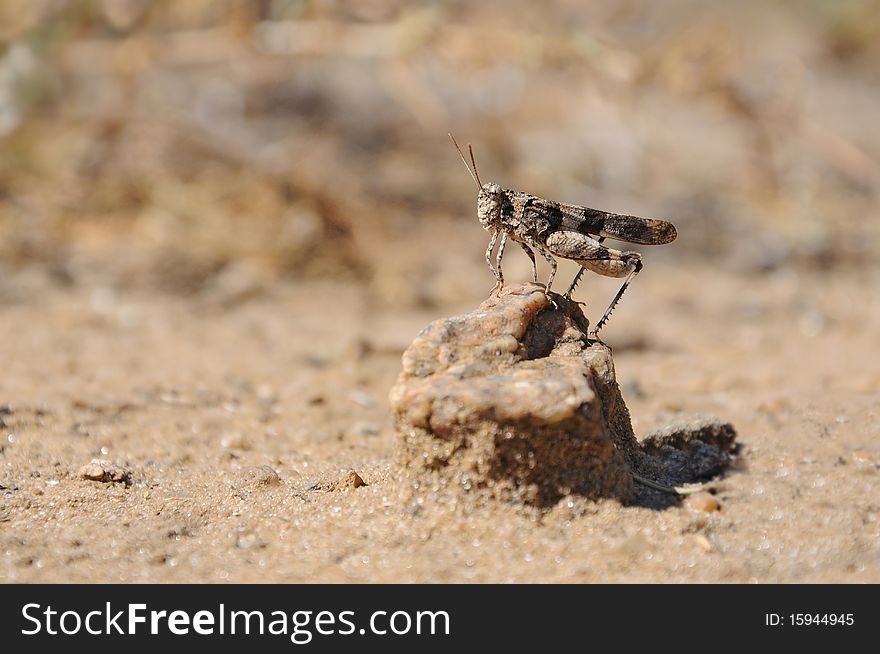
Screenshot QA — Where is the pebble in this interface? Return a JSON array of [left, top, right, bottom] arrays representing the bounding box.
[[237, 465, 281, 488], [686, 492, 721, 513], [693, 534, 714, 552], [314, 470, 366, 492], [348, 390, 375, 408], [77, 459, 131, 484], [336, 470, 366, 490]]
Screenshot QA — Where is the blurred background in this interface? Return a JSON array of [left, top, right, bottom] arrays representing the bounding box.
[[3, 0, 880, 585], [0, 0, 878, 308]]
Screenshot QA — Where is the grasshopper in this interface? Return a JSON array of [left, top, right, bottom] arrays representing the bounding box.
[[450, 135, 677, 339]]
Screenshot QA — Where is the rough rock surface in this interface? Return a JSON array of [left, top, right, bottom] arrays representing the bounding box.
[[390, 283, 638, 507], [390, 284, 739, 510]]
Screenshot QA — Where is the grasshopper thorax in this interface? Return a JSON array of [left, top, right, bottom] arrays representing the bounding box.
[[477, 182, 505, 231]]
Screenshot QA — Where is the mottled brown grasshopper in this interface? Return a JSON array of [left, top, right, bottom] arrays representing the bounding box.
[[450, 135, 677, 339]]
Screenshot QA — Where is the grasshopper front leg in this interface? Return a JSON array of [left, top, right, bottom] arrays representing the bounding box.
[[494, 231, 508, 293], [485, 230, 502, 295], [545, 231, 642, 338]]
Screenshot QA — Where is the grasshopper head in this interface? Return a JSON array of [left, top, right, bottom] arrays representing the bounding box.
[[477, 183, 504, 230]]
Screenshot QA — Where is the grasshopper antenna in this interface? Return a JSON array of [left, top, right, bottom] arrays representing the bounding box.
[[448, 133, 482, 189], [468, 143, 483, 187]]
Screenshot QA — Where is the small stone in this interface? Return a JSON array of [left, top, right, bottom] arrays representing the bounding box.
[[348, 390, 375, 408], [338, 470, 366, 490], [313, 470, 366, 492], [693, 534, 714, 552], [237, 465, 281, 489], [852, 452, 878, 468], [686, 492, 721, 513], [77, 459, 131, 484]]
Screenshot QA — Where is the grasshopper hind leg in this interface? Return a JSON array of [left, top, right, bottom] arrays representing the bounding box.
[[564, 267, 586, 299], [591, 259, 642, 340], [563, 237, 604, 300], [544, 230, 642, 336]]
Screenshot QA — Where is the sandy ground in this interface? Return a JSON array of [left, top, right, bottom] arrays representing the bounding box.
[[2, 261, 878, 583]]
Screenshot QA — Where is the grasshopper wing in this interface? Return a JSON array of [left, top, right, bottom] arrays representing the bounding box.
[[556, 201, 677, 245]]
